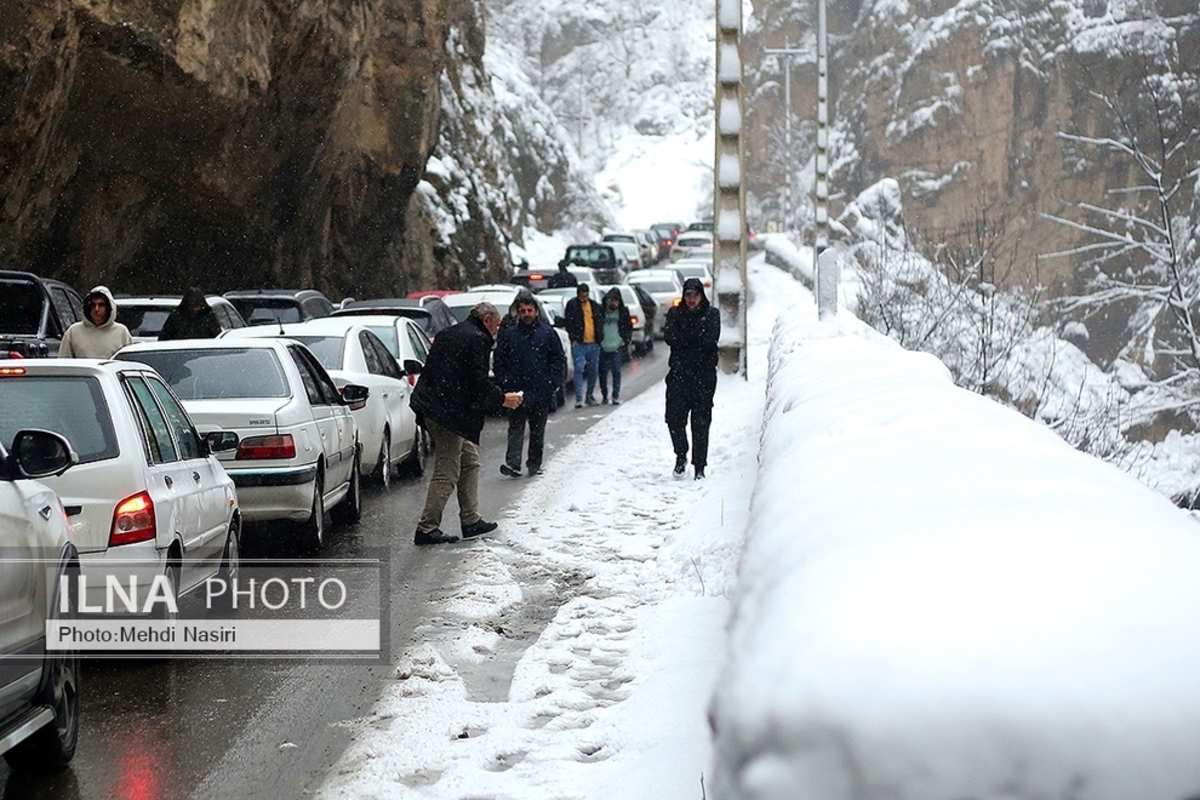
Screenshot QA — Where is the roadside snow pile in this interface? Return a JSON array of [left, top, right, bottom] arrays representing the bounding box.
[[710, 311, 1200, 799]]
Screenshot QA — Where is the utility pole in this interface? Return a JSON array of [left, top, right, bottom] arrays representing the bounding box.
[[763, 43, 805, 232], [814, 0, 838, 319], [714, 0, 747, 377]]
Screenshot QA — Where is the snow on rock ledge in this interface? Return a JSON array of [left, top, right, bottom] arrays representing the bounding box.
[[709, 312, 1200, 799]]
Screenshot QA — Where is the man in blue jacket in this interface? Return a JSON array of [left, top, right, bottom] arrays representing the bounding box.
[[494, 291, 566, 477]]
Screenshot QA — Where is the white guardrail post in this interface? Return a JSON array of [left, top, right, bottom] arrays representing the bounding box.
[[714, 0, 747, 377]]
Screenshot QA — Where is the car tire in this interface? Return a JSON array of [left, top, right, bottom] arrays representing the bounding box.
[[398, 429, 425, 477], [300, 470, 326, 554], [3, 570, 81, 774], [373, 430, 391, 490], [332, 448, 362, 526], [213, 518, 241, 610]]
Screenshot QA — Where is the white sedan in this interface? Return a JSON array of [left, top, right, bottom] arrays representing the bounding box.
[[0, 359, 240, 613], [223, 318, 424, 488], [117, 338, 366, 553]]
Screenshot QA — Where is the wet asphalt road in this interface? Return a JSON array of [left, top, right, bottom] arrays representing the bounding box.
[[0, 349, 669, 800]]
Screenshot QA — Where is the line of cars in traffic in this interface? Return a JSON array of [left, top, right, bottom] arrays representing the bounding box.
[[0, 291, 447, 771]]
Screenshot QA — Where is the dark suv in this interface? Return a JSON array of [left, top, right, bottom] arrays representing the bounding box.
[[0, 271, 85, 358], [224, 289, 335, 326], [559, 244, 625, 285]]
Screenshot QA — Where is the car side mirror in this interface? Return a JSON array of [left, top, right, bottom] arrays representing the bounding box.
[[402, 359, 423, 376], [341, 383, 370, 410], [204, 430, 240, 454], [10, 429, 76, 479]]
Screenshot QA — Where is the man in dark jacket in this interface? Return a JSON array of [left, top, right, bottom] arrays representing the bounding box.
[[548, 260, 579, 289], [159, 287, 222, 340], [409, 302, 523, 544], [563, 283, 603, 407], [494, 291, 566, 477], [663, 277, 721, 479], [598, 287, 632, 405]]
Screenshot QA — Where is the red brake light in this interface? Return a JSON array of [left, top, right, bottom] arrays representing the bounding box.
[[236, 434, 296, 460], [0, 366, 27, 375], [672, 297, 682, 307], [110, 491, 156, 547], [529, 272, 545, 280], [630, 315, 639, 326]]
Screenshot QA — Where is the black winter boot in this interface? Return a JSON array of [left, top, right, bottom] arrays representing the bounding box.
[[673, 455, 687, 476]]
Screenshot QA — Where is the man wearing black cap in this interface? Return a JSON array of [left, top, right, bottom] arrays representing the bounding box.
[[663, 277, 721, 479]]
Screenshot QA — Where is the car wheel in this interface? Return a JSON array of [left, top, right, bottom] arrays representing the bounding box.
[[399, 429, 425, 477], [3, 570, 80, 774], [332, 447, 362, 525], [300, 470, 326, 553], [213, 518, 240, 610], [373, 430, 391, 490]]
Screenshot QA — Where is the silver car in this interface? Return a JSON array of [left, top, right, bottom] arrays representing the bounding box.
[[117, 339, 367, 553], [0, 427, 80, 772]]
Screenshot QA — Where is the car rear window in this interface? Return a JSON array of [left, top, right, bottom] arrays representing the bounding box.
[[674, 266, 708, 277], [122, 306, 173, 337], [0, 375, 119, 463], [229, 298, 303, 325], [630, 280, 677, 293], [118, 348, 290, 400], [0, 280, 45, 335], [288, 336, 346, 372]]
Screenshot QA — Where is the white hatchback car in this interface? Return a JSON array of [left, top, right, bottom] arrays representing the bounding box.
[[116, 339, 366, 552], [0, 360, 240, 614], [222, 319, 424, 489]]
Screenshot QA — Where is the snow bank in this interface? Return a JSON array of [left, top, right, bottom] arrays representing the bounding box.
[[710, 312, 1200, 799]]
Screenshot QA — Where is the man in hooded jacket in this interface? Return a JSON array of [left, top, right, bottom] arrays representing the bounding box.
[[159, 287, 222, 340], [663, 277, 721, 479], [58, 285, 133, 358], [409, 302, 523, 545], [494, 290, 566, 477]]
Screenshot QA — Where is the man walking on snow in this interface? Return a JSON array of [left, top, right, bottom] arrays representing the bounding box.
[[409, 302, 524, 544], [663, 277, 720, 479]]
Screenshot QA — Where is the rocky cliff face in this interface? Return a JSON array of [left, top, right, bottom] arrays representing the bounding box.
[[746, 0, 1200, 370], [0, 0, 589, 298]]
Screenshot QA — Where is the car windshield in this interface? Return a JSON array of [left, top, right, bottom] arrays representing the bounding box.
[[122, 306, 174, 337], [363, 325, 400, 358], [0, 375, 119, 463], [0, 280, 45, 335], [229, 298, 303, 325], [119, 348, 290, 400], [288, 336, 346, 371]]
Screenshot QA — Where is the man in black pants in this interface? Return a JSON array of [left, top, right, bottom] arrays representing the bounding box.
[[494, 291, 566, 477], [663, 277, 721, 479]]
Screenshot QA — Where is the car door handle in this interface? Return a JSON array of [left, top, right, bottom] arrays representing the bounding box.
[[165, 476, 173, 488], [192, 471, 201, 483]]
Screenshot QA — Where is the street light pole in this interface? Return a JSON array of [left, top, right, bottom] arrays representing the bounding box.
[[763, 44, 805, 232]]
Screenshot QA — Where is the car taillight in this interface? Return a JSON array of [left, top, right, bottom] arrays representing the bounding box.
[[110, 491, 156, 547], [0, 365, 27, 375], [236, 434, 296, 460], [630, 315, 639, 326], [672, 297, 682, 307]]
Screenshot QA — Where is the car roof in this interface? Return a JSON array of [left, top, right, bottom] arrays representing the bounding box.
[[342, 298, 420, 309], [119, 337, 291, 352], [224, 288, 326, 298], [627, 269, 681, 281], [3, 358, 155, 376], [222, 318, 369, 338]]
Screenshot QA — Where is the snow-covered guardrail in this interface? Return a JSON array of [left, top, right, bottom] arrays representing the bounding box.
[[710, 311, 1200, 799]]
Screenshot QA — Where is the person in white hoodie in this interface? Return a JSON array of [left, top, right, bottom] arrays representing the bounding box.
[[58, 285, 133, 358]]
